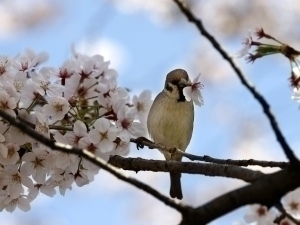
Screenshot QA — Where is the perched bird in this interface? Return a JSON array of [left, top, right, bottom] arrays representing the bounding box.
[[147, 69, 194, 199]]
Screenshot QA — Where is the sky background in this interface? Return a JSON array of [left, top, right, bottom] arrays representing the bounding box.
[[1, 0, 300, 224]]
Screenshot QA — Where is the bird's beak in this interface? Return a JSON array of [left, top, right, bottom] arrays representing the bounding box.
[[178, 78, 192, 87]]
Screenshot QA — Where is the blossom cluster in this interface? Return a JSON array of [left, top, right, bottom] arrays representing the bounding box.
[[0, 49, 154, 212], [235, 28, 300, 105]]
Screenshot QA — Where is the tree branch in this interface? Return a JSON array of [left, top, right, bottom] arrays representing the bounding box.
[[130, 138, 288, 169], [180, 167, 300, 224], [109, 155, 264, 183], [172, 0, 298, 164]]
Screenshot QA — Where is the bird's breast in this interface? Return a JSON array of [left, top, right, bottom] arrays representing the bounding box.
[[147, 92, 194, 159]]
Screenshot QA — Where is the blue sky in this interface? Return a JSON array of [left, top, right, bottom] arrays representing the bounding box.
[[0, 1, 299, 225]]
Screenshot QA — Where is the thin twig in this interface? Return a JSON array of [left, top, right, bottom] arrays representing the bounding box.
[[275, 202, 300, 225], [109, 155, 264, 182], [172, 0, 298, 164], [130, 138, 288, 168], [0, 110, 188, 212]]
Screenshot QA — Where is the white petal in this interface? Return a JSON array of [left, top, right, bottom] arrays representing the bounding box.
[[0, 134, 5, 142], [18, 197, 31, 212], [183, 87, 192, 101], [20, 163, 34, 176], [98, 139, 114, 153], [40, 186, 56, 197], [107, 127, 118, 141], [88, 130, 101, 144], [22, 152, 35, 161], [95, 118, 110, 132], [21, 176, 34, 188], [73, 120, 87, 136], [119, 130, 130, 142], [0, 144, 8, 158], [5, 200, 17, 212], [139, 89, 152, 101]]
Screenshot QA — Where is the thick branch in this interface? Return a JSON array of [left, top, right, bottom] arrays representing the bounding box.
[[0, 110, 188, 213], [180, 167, 300, 224], [109, 155, 265, 183], [173, 0, 298, 164]]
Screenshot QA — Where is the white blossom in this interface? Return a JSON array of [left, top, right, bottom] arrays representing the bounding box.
[[88, 118, 118, 153], [21, 151, 49, 183], [282, 188, 300, 218], [65, 120, 88, 147], [42, 96, 70, 122], [132, 90, 152, 124], [2, 195, 31, 212], [0, 144, 20, 165], [244, 204, 276, 225], [116, 107, 145, 142], [234, 30, 253, 58], [31, 67, 65, 97], [183, 74, 204, 106], [5, 166, 33, 198], [0, 90, 16, 117]]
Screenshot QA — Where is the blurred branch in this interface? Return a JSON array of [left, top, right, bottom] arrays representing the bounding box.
[[0, 109, 187, 213], [131, 138, 288, 168], [173, 0, 298, 164], [109, 155, 264, 183]]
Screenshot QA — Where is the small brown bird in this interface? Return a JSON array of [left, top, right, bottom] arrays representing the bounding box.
[[147, 69, 194, 199]]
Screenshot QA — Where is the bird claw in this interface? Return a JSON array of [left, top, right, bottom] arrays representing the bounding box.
[[135, 137, 146, 150], [170, 147, 177, 159], [135, 137, 154, 150]]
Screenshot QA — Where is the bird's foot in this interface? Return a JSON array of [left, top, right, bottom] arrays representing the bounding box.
[[135, 137, 153, 150], [169, 147, 178, 159]]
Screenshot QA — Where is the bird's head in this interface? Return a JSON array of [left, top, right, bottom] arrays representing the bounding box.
[[164, 69, 191, 102]]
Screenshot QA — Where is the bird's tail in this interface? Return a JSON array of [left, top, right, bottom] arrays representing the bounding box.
[[170, 172, 182, 199]]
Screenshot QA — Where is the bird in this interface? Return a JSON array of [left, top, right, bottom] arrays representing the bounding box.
[[147, 68, 194, 199]]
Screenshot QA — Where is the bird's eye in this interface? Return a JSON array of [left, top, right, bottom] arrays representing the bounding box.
[[171, 80, 178, 85]]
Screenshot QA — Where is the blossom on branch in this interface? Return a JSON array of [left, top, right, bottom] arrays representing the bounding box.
[[0, 48, 149, 212]]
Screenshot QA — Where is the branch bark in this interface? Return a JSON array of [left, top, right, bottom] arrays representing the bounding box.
[[109, 155, 265, 183]]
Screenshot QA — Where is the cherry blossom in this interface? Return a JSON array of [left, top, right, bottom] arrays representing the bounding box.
[[21, 151, 49, 183], [35, 112, 50, 138], [28, 182, 56, 201], [65, 120, 88, 147], [0, 90, 17, 117], [89, 118, 119, 153], [11, 56, 38, 72], [132, 90, 152, 124], [52, 132, 78, 171], [183, 74, 204, 106], [4, 166, 33, 198], [234, 30, 253, 58], [0, 50, 149, 212], [31, 67, 65, 97], [2, 195, 31, 212], [0, 144, 20, 165], [282, 188, 300, 218], [116, 107, 145, 142], [0, 56, 12, 78], [244, 204, 276, 225], [42, 96, 70, 122]]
